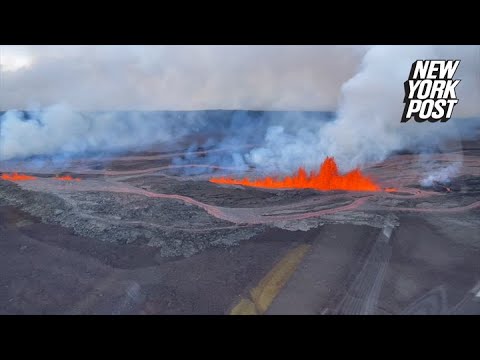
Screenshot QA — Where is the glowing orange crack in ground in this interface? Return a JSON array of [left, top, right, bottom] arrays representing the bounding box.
[[1, 172, 37, 181], [55, 175, 81, 181]]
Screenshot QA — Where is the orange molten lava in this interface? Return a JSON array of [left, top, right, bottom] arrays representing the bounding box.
[[210, 157, 381, 192], [385, 187, 399, 193], [55, 175, 81, 181], [1, 172, 37, 181]]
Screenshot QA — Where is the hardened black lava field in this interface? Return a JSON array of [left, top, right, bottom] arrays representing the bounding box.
[[1, 135, 480, 314]]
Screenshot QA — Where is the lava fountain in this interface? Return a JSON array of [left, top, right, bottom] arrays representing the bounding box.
[[1, 172, 37, 181], [210, 157, 381, 192], [55, 175, 81, 181]]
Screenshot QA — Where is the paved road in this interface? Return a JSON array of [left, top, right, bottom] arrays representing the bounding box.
[[268, 214, 480, 315], [1, 205, 479, 315], [0, 205, 299, 314]]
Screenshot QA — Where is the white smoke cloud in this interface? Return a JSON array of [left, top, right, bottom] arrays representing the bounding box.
[[0, 104, 206, 161], [1, 45, 479, 175], [0, 45, 365, 111], [0, 45, 363, 162], [246, 45, 480, 173], [420, 163, 461, 187]]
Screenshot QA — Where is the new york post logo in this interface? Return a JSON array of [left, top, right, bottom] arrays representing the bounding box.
[[401, 60, 460, 123]]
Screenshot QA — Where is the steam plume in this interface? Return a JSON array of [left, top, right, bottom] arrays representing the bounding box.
[[1, 45, 479, 182], [246, 46, 480, 173]]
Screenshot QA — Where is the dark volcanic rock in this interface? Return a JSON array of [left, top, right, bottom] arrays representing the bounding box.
[[0, 180, 262, 258]]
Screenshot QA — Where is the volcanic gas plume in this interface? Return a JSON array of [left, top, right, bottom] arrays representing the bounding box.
[[210, 157, 380, 192], [1, 172, 37, 181]]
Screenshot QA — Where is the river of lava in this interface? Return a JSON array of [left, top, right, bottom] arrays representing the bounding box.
[[1, 172, 37, 181], [210, 157, 381, 192], [56, 175, 81, 181]]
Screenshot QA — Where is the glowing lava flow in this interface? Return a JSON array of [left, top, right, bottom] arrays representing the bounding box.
[[56, 175, 81, 181], [1, 172, 37, 181], [210, 157, 381, 192], [385, 187, 399, 193]]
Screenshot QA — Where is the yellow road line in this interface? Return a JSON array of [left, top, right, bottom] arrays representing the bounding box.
[[229, 243, 311, 315], [230, 298, 258, 315]]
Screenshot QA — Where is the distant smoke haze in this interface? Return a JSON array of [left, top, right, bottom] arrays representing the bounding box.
[[1, 45, 479, 179], [0, 45, 364, 111]]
